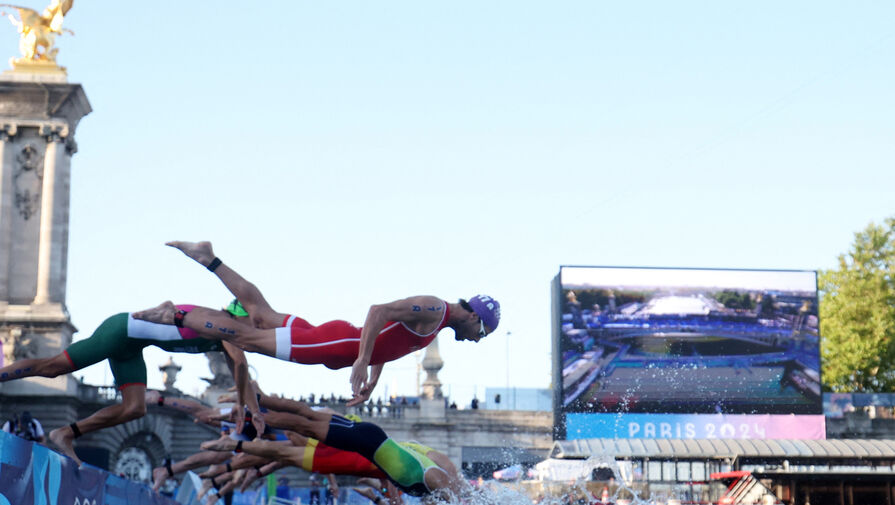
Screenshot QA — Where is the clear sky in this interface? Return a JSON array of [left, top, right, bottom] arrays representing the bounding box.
[[2, 2, 892, 407]]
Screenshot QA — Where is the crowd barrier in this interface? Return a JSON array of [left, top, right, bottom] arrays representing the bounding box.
[[0, 430, 177, 505]]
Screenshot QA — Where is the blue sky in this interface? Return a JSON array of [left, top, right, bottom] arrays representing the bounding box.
[[2, 2, 892, 406]]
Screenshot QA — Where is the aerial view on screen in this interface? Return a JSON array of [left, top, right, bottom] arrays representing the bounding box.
[[559, 266, 821, 415]]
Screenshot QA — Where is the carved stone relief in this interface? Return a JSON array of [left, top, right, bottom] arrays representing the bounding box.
[[2, 327, 39, 364], [12, 143, 43, 220], [202, 351, 234, 389]]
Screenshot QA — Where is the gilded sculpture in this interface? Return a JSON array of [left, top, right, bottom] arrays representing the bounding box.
[[1, 0, 72, 67]]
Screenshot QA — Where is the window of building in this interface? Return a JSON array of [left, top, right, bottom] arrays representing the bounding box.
[[677, 461, 690, 481], [691, 461, 706, 481], [663, 461, 676, 481], [648, 461, 662, 482]]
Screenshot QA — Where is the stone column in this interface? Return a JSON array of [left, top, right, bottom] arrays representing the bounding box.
[[0, 124, 17, 302], [421, 336, 445, 399], [32, 124, 69, 304], [420, 336, 446, 419], [160, 357, 182, 392]]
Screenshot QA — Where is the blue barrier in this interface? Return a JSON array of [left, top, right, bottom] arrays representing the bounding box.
[[0, 430, 177, 505]]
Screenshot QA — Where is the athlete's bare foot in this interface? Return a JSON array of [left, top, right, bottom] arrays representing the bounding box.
[[199, 463, 225, 479], [132, 301, 177, 324], [239, 468, 261, 492], [198, 479, 213, 499], [145, 389, 162, 405], [152, 466, 170, 492], [204, 491, 221, 505], [201, 437, 237, 452], [167, 240, 216, 267], [233, 469, 251, 491], [49, 425, 82, 465], [216, 392, 237, 404]]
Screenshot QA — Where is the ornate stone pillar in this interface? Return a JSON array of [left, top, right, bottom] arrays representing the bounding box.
[[0, 81, 90, 395], [421, 336, 445, 399], [159, 357, 182, 392], [201, 351, 236, 406], [420, 336, 446, 419]]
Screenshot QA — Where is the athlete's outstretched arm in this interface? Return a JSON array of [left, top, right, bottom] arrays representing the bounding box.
[[219, 387, 338, 418], [425, 450, 465, 497], [149, 343, 257, 434], [222, 341, 264, 435], [347, 364, 383, 407], [353, 485, 380, 504], [349, 296, 445, 404]]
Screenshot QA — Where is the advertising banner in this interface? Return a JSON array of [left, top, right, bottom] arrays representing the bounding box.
[[566, 413, 826, 440], [0, 431, 177, 505]]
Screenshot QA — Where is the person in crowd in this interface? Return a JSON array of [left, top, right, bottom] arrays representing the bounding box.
[[1, 410, 45, 443]]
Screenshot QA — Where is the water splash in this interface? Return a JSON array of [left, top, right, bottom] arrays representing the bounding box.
[[436, 455, 685, 505]]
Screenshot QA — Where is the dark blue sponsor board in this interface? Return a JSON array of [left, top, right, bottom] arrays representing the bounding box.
[[0, 430, 176, 505]]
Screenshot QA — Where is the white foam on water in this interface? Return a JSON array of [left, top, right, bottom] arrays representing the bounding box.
[[428, 454, 685, 505]]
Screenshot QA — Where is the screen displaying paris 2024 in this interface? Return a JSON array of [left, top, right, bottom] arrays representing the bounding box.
[[556, 266, 824, 440]]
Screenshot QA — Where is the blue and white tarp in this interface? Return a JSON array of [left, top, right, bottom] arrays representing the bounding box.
[[0, 430, 178, 505]]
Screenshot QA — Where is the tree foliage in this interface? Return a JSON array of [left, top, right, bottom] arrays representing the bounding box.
[[819, 216, 895, 392], [713, 290, 755, 310]]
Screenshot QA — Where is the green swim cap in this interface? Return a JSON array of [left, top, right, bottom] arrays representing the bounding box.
[[225, 299, 249, 317]]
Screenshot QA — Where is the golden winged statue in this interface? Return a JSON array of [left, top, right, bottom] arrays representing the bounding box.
[[1, 0, 73, 64]]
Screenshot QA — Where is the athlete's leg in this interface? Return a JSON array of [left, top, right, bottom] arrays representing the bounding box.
[[206, 471, 243, 505], [216, 460, 285, 493], [146, 390, 215, 418], [49, 384, 147, 465], [199, 472, 231, 501], [167, 241, 286, 328], [240, 461, 283, 492], [0, 313, 130, 383], [152, 450, 231, 491], [200, 453, 271, 478], [200, 469, 244, 503], [262, 403, 333, 441], [284, 428, 306, 441], [0, 353, 73, 382], [310, 442, 386, 478], [201, 437, 306, 468], [133, 302, 278, 356]]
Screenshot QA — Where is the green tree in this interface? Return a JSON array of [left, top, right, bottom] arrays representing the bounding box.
[[819, 216, 895, 392]]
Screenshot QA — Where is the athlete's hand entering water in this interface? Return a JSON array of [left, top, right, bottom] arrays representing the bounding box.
[[348, 362, 382, 406], [349, 358, 369, 406]]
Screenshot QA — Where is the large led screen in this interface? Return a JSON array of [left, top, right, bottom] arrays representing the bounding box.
[[556, 266, 821, 417]]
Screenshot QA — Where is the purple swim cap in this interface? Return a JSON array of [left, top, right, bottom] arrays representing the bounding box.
[[467, 295, 501, 331]]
